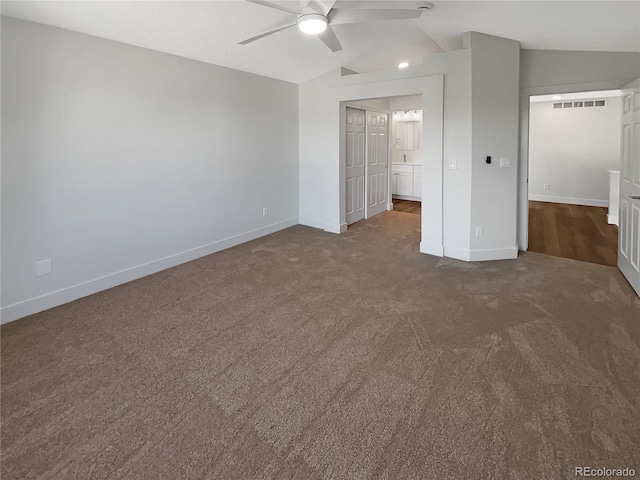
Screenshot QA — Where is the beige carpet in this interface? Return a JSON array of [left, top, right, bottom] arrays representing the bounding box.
[[2, 211, 640, 480]]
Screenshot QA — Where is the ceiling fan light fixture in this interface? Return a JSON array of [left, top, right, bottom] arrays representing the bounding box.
[[298, 13, 328, 35]]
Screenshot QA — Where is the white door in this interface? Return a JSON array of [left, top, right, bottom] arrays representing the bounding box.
[[619, 78, 640, 296], [345, 108, 366, 225], [366, 111, 389, 218]]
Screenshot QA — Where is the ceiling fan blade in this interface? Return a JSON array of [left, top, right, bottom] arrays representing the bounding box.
[[317, 25, 343, 52], [307, 0, 337, 16], [245, 0, 299, 15], [238, 22, 298, 45], [328, 8, 422, 25]]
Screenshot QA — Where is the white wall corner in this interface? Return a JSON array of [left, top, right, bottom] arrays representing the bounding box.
[[420, 242, 444, 257]]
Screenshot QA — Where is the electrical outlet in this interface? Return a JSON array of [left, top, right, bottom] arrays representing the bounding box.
[[262, 207, 269, 217], [36, 259, 52, 277], [543, 184, 550, 190], [475, 227, 484, 237], [500, 157, 512, 168]]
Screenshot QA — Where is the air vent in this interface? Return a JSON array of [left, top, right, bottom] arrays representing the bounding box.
[[552, 99, 607, 109]]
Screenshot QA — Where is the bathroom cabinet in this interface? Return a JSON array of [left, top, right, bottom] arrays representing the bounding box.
[[391, 164, 421, 201]]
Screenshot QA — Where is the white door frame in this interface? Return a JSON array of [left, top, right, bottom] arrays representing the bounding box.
[[337, 75, 444, 256], [517, 81, 630, 251]]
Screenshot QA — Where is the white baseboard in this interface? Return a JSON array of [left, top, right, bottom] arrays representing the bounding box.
[[469, 247, 518, 261], [420, 242, 444, 257], [387, 203, 394, 211], [444, 246, 471, 261], [607, 214, 619, 226], [393, 195, 421, 202], [444, 246, 518, 262], [324, 222, 346, 234], [528, 194, 608, 208], [1, 217, 299, 325], [299, 216, 327, 231], [299, 216, 345, 234]]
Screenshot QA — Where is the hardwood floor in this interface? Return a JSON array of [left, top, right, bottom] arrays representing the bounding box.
[[528, 201, 618, 267], [393, 198, 421, 215]]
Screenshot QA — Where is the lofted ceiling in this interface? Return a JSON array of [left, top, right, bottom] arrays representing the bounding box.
[[1, 1, 638, 84]]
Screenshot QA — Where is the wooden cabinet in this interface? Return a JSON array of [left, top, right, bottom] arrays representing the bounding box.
[[392, 164, 421, 200]]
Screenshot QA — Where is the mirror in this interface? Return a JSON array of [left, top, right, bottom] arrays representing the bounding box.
[[395, 122, 420, 150], [393, 110, 422, 150]]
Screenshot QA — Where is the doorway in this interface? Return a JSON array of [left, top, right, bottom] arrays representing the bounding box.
[[526, 90, 622, 266], [332, 74, 443, 255]]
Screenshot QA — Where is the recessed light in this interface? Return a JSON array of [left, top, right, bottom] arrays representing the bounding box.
[[398, 62, 409, 69], [552, 95, 562, 100]]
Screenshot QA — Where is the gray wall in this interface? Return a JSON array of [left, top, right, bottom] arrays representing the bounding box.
[[521, 50, 640, 90], [467, 32, 521, 259], [518, 49, 640, 250], [1, 17, 299, 322], [528, 96, 622, 206]]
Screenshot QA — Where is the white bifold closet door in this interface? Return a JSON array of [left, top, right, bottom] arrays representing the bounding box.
[[366, 111, 389, 219], [345, 108, 366, 225]]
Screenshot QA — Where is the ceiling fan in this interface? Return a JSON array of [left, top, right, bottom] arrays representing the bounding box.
[[239, 0, 431, 52]]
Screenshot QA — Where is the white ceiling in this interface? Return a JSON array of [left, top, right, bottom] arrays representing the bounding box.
[[2, 1, 638, 84]]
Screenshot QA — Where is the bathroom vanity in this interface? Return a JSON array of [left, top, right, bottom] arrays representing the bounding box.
[[391, 163, 421, 200]]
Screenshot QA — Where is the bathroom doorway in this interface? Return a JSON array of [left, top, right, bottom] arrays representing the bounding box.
[[344, 94, 423, 225]]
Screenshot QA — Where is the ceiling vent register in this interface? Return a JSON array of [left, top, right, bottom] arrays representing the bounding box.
[[553, 100, 606, 109]]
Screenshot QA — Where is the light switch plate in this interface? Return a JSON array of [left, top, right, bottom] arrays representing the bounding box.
[[500, 157, 512, 168], [36, 259, 52, 277], [449, 161, 457, 170]]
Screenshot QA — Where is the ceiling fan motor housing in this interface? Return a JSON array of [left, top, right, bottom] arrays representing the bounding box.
[[297, 7, 328, 34]]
